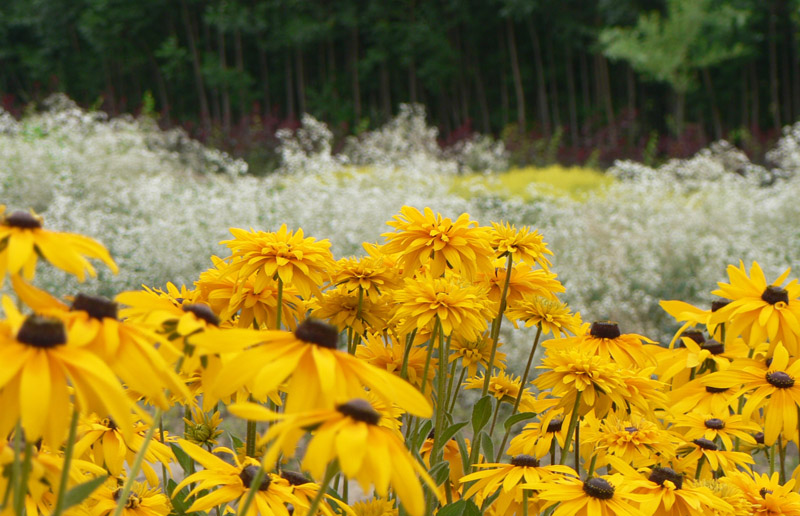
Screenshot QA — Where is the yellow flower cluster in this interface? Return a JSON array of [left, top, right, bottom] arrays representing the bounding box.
[[0, 204, 798, 516]]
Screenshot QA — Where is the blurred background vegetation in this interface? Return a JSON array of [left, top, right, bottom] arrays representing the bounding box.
[[0, 0, 797, 169]]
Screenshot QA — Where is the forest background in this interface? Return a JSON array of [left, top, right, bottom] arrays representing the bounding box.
[[0, 0, 796, 171]]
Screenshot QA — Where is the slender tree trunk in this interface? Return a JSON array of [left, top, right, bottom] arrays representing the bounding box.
[[218, 27, 231, 135], [327, 36, 338, 99], [499, 31, 509, 128], [675, 90, 686, 136], [380, 59, 391, 119], [741, 67, 749, 129], [505, 18, 526, 133], [596, 54, 617, 143], [295, 46, 306, 115], [750, 62, 760, 130], [180, 0, 210, 131], [702, 68, 722, 140], [545, 31, 561, 129], [566, 45, 578, 145], [768, 0, 781, 130], [780, 20, 792, 122], [234, 28, 246, 118], [526, 17, 550, 136], [792, 17, 800, 121], [285, 50, 295, 119], [258, 46, 271, 118], [350, 27, 361, 122], [626, 65, 636, 142], [203, 21, 221, 125], [148, 50, 170, 120], [103, 59, 117, 114], [466, 38, 490, 133], [409, 61, 418, 103]]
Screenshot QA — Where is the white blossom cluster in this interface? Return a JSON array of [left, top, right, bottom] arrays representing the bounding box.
[[2, 97, 799, 344]]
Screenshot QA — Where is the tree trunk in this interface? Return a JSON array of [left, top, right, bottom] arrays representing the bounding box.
[[545, 31, 561, 129], [295, 46, 306, 115], [768, 0, 781, 130], [148, 50, 170, 120], [596, 54, 617, 143], [203, 21, 221, 125], [380, 59, 391, 119], [675, 90, 686, 136], [466, 37, 490, 133], [409, 60, 418, 103], [350, 28, 361, 122], [285, 51, 295, 119], [327, 36, 338, 99], [626, 64, 636, 142], [234, 28, 246, 118], [702, 68, 722, 140], [218, 27, 231, 135], [792, 16, 800, 122], [180, 0, 210, 131], [780, 19, 792, 122], [565, 45, 579, 145], [750, 62, 760, 130], [499, 31, 509, 129], [258, 46, 271, 118], [505, 18, 526, 133], [741, 67, 749, 129], [526, 17, 550, 136]]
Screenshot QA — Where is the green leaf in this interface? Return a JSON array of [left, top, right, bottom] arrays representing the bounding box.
[[480, 432, 494, 463], [170, 442, 194, 474], [167, 479, 189, 515], [428, 461, 450, 486], [62, 475, 107, 511], [413, 420, 434, 450], [504, 411, 537, 432], [433, 422, 468, 454], [437, 500, 467, 516], [471, 396, 492, 434]]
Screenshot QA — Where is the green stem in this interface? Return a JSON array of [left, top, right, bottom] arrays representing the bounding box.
[[419, 319, 440, 397], [779, 435, 787, 483], [482, 253, 514, 396], [13, 435, 33, 516], [246, 420, 257, 458], [495, 325, 543, 460], [769, 443, 776, 476], [52, 408, 80, 516], [399, 330, 417, 381], [695, 455, 706, 480], [432, 318, 449, 465], [559, 392, 583, 465], [112, 408, 164, 516], [574, 422, 580, 472], [443, 359, 458, 416], [304, 461, 338, 516], [159, 416, 169, 496], [586, 454, 598, 478], [488, 397, 502, 437], [237, 464, 266, 516], [522, 490, 529, 516], [11, 423, 23, 516], [275, 277, 284, 330], [449, 365, 468, 413]]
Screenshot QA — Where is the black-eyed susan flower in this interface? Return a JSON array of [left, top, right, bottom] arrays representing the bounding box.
[[221, 224, 335, 300], [660, 299, 729, 348], [449, 333, 506, 378], [544, 321, 656, 368], [350, 498, 397, 516], [460, 455, 576, 515], [355, 332, 435, 391], [703, 343, 800, 445], [481, 264, 564, 311], [671, 412, 760, 450], [0, 297, 136, 446], [0, 206, 118, 285], [73, 415, 175, 486], [581, 411, 680, 468], [668, 378, 740, 415], [391, 273, 493, 341], [634, 467, 732, 516], [533, 474, 648, 516], [710, 261, 800, 354], [506, 295, 582, 338], [381, 206, 494, 279], [489, 221, 553, 270], [723, 471, 800, 516], [507, 407, 569, 459], [204, 319, 432, 416], [675, 438, 754, 479], [90, 481, 170, 516], [174, 440, 302, 515], [464, 371, 533, 405], [276, 471, 353, 516], [231, 399, 439, 516]]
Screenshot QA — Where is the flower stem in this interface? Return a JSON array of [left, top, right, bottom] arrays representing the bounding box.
[[496, 325, 542, 460], [112, 408, 163, 516], [304, 461, 338, 516], [433, 317, 450, 465], [420, 319, 440, 397], [399, 330, 417, 381], [586, 454, 598, 478], [482, 253, 514, 397], [695, 455, 706, 480], [522, 490, 529, 516], [275, 277, 284, 330], [448, 365, 468, 413], [559, 392, 582, 465], [779, 435, 787, 483], [488, 396, 502, 437], [52, 408, 80, 516], [12, 430, 33, 516]]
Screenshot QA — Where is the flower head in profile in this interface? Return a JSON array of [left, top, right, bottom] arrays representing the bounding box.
[[391, 273, 493, 341], [723, 471, 800, 516], [90, 481, 170, 516], [675, 438, 754, 479], [489, 221, 553, 270], [533, 474, 648, 516], [581, 412, 680, 468], [232, 398, 440, 516], [310, 285, 392, 334], [464, 370, 531, 404], [351, 498, 398, 516], [545, 321, 656, 368], [506, 296, 581, 337], [508, 407, 569, 459], [0, 205, 118, 285], [221, 224, 335, 299], [671, 412, 760, 451], [481, 264, 564, 310], [710, 261, 800, 354], [381, 206, 494, 279], [634, 467, 733, 516]]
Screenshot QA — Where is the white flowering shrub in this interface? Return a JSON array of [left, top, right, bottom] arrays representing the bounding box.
[[2, 96, 799, 344]]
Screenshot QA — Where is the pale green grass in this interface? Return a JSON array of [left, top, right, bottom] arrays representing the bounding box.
[[451, 165, 614, 200]]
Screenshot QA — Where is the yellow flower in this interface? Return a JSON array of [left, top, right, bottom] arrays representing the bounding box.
[[722, 471, 800, 516], [489, 221, 553, 270], [173, 440, 302, 516], [310, 285, 392, 334], [0, 297, 136, 446], [449, 333, 506, 378], [182, 407, 223, 448], [506, 296, 581, 337], [381, 206, 494, 279], [90, 481, 170, 516], [675, 439, 754, 479], [460, 456, 575, 515], [668, 378, 740, 415], [533, 474, 648, 516], [355, 332, 435, 391], [581, 412, 680, 468], [420, 436, 465, 500], [464, 371, 532, 404], [507, 407, 569, 459], [203, 319, 432, 416], [703, 343, 800, 445], [710, 261, 800, 354], [544, 321, 656, 368], [634, 467, 733, 516], [221, 224, 335, 299], [0, 206, 118, 285], [391, 273, 493, 341], [332, 253, 400, 302], [351, 498, 398, 516], [232, 399, 440, 516], [671, 412, 760, 450]]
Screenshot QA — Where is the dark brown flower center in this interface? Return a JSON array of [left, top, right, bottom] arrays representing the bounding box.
[[510, 455, 540, 467], [704, 418, 725, 430], [4, 211, 42, 229], [701, 339, 724, 355], [182, 303, 219, 326], [281, 470, 311, 486], [71, 293, 118, 320], [754, 432, 765, 444], [680, 330, 705, 346], [693, 438, 718, 451], [112, 490, 141, 509], [239, 465, 270, 490], [648, 467, 683, 489], [336, 399, 380, 425], [101, 417, 118, 431], [766, 371, 795, 389], [583, 477, 614, 500], [762, 286, 789, 305], [546, 419, 564, 433], [17, 315, 67, 348], [711, 299, 731, 312], [705, 386, 728, 394], [295, 318, 338, 349], [590, 321, 621, 339]]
